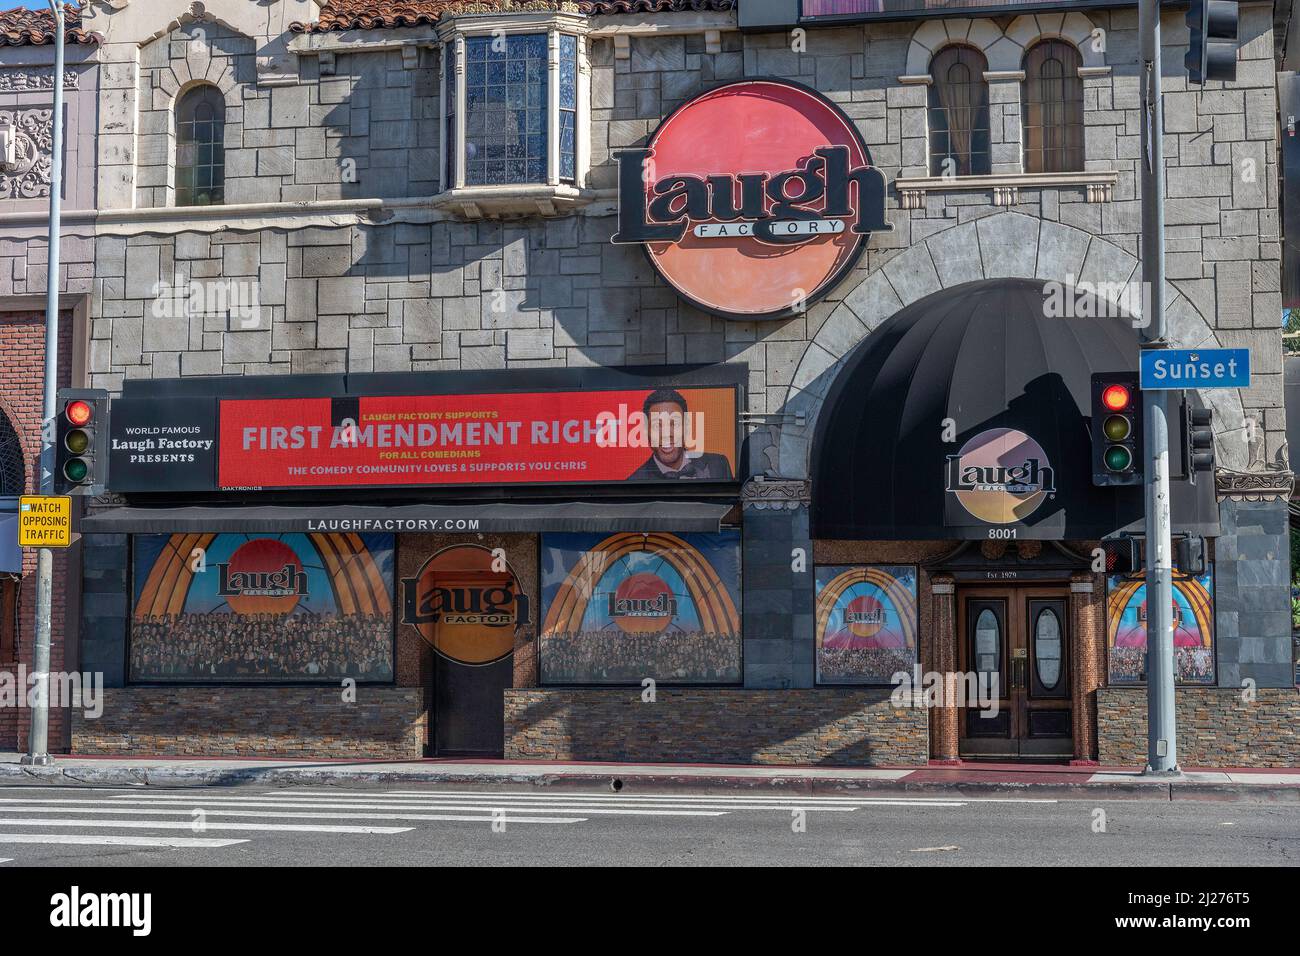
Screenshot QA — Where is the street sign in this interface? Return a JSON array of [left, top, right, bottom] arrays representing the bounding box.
[[18, 495, 72, 548], [1139, 348, 1250, 390]]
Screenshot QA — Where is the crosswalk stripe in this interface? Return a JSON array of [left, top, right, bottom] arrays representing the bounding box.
[[6, 797, 728, 817], [0, 818, 414, 835], [257, 793, 961, 809], [266, 789, 969, 806], [0, 834, 248, 848], [0, 806, 585, 824], [92, 792, 902, 810], [0, 857, 11, 863]]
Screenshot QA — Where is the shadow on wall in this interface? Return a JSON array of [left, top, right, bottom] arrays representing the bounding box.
[[503, 687, 930, 767]]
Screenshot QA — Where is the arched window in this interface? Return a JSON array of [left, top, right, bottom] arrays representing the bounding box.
[[1022, 40, 1084, 174], [0, 410, 24, 497], [175, 85, 225, 206], [928, 45, 991, 177]]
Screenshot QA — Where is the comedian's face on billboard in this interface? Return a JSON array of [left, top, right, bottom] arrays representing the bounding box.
[[647, 399, 687, 469]]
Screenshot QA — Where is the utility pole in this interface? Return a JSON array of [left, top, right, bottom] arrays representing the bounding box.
[[22, 0, 66, 767], [1138, 0, 1179, 775]]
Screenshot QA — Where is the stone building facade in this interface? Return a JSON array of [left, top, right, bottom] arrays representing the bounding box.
[[1, 0, 1295, 766]]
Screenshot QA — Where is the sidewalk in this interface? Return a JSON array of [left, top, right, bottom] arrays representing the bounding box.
[[2, 752, 1298, 802]]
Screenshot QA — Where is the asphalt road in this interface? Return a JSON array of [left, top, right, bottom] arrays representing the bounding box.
[[0, 782, 1294, 867]]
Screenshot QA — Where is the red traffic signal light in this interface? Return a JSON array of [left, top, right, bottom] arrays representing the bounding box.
[[1101, 384, 1132, 411], [65, 399, 93, 426]]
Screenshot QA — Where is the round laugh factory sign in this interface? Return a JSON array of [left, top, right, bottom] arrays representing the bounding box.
[[612, 78, 892, 321]]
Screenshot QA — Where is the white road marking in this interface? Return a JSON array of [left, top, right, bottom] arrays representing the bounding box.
[[0, 857, 11, 863], [0, 818, 413, 835], [0, 806, 585, 824], [0, 834, 247, 848], [20, 797, 729, 817]]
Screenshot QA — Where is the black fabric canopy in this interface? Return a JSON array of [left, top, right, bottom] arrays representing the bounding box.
[[812, 278, 1218, 540], [81, 500, 734, 534]]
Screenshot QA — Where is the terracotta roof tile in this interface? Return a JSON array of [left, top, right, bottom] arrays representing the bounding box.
[[0, 3, 98, 48], [290, 0, 733, 34]]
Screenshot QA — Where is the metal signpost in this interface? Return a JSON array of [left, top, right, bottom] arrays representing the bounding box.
[[1137, 0, 1178, 776], [21, 0, 66, 767]]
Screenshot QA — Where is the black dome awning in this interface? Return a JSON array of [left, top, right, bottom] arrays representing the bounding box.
[[811, 278, 1217, 540]]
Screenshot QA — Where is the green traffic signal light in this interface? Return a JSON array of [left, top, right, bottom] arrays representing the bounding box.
[[63, 458, 89, 483], [1103, 414, 1131, 442], [1104, 445, 1133, 472]]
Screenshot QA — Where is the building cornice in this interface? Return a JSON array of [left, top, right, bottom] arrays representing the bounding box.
[[1216, 468, 1296, 502]]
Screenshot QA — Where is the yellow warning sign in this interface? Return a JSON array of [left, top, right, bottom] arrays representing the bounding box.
[[18, 495, 72, 548]]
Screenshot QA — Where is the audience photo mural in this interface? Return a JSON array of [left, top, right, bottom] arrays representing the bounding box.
[[539, 532, 742, 683], [814, 565, 919, 684], [1106, 566, 1215, 685], [130, 532, 395, 682]]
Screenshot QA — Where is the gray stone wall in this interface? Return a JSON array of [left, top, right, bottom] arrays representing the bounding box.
[[1213, 498, 1294, 688], [50, 6, 1282, 471]]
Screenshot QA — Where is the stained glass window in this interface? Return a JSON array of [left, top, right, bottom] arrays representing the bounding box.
[[446, 32, 580, 188], [462, 34, 548, 186], [560, 33, 578, 183]]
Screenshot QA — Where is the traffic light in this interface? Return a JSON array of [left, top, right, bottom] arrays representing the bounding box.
[[1176, 535, 1207, 577], [1091, 373, 1143, 486], [1183, 400, 1215, 484], [53, 388, 108, 495], [1186, 0, 1239, 85]]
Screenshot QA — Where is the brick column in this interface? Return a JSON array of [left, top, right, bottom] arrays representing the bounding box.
[[930, 576, 958, 762], [1070, 574, 1103, 763]]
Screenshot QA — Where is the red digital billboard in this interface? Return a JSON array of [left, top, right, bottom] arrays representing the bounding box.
[[217, 386, 738, 490]]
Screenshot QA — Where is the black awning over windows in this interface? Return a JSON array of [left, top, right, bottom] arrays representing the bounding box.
[[811, 279, 1218, 541]]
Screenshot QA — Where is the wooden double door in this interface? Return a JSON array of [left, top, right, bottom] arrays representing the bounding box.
[[958, 585, 1073, 759]]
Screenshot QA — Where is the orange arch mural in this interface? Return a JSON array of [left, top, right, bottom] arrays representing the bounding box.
[[539, 532, 742, 684]]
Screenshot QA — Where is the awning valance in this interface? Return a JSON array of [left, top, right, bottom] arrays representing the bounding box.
[[80, 500, 735, 535]]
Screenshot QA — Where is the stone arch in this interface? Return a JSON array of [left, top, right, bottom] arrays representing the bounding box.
[[998, 11, 1107, 72], [780, 211, 1244, 478], [0, 400, 30, 497], [904, 17, 1004, 77]]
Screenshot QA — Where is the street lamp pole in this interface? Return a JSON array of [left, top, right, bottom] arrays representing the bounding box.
[[1137, 0, 1179, 774], [21, 0, 66, 767]]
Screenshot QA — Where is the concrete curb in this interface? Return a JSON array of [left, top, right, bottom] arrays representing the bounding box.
[[2, 762, 1298, 803]]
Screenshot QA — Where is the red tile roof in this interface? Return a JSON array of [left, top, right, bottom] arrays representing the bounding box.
[[290, 0, 734, 34], [0, 3, 98, 47]]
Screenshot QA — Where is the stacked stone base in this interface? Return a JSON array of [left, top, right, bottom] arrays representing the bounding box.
[[504, 688, 930, 766], [71, 687, 426, 760], [1097, 687, 1300, 768]]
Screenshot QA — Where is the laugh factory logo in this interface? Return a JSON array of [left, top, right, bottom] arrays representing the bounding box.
[[401, 545, 529, 665], [945, 427, 1056, 524]]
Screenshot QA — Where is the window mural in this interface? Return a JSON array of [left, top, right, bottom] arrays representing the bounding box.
[[539, 531, 741, 684], [130, 532, 394, 682], [815, 565, 919, 684], [1106, 567, 1215, 685]]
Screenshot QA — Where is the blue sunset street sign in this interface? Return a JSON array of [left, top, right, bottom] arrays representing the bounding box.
[[1139, 348, 1251, 390]]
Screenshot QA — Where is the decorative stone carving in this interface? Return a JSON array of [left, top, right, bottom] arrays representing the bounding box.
[[740, 477, 810, 509], [0, 70, 79, 93], [0, 107, 53, 200], [980, 540, 1008, 559], [1215, 468, 1296, 502]]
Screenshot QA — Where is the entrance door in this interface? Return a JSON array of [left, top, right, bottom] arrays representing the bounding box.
[[958, 586, 1072, 759]]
